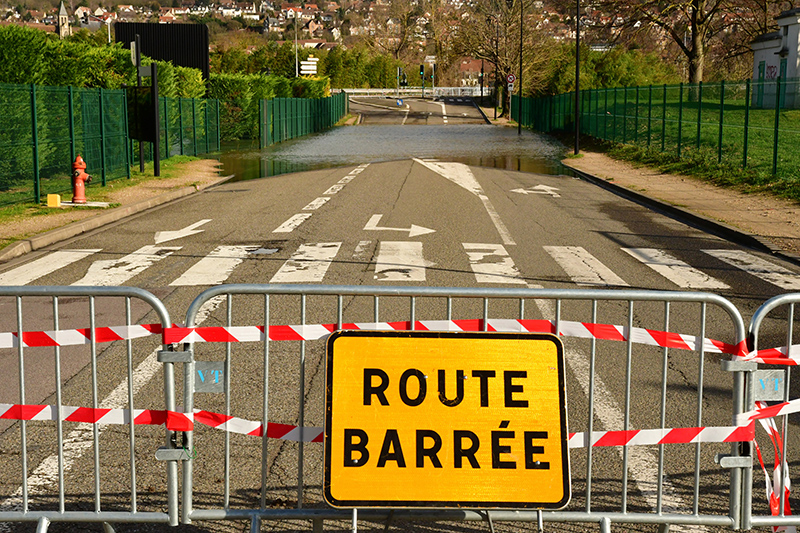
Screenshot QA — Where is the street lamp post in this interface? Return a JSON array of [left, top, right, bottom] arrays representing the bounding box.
[[574, 0, 580, 154], [518, 0, 523, 135]]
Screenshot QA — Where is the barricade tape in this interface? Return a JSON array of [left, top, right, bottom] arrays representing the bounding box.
[[738, 344, 800, 366], [0, 323, 163, 349], [737, 397, 800, 425], [0, 403, 192, 432], [0, 403, 754, 447], [753, 401, 796, 531], [0, 319, 745, 357]]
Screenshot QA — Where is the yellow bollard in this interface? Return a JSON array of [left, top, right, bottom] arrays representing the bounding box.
[[47, 194, 61, 207]]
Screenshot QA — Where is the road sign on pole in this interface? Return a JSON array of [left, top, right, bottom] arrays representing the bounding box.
[[300, 56, 319, 75], [507, 74, 517, 84], [324, 330, 571, 509]]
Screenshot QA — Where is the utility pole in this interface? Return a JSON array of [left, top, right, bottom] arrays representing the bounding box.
[[574, 0, 580, 154], [518, 0, 523, 135]]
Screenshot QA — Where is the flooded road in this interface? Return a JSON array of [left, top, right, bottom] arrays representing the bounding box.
[[219, 123, 568, 181]]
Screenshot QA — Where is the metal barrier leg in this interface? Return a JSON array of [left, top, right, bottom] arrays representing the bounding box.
[[657, 524, 670, 533], [35, 517, 50, 533], [314, 518, 325, 533], [485, 511, 495, 533], [249, 515, 261, 533], [599, 517, 611, 533], [102, 523, 117, 533], [382, 511, 393, 532]]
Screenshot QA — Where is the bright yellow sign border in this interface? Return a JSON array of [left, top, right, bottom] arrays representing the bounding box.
[[324, 330, 570, 509]]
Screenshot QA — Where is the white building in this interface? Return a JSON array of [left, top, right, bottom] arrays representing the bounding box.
[[751, 8, 800, 108]]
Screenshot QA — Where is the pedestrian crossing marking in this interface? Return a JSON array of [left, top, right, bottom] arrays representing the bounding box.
[[303, 197, 331, 210], [463, 243, 526, 284], [8, 240, 800, 291], [623, 248, 729, 290], [270, 242, 342, 283], [72, 245, 181, 286], [704, 249, 800, 290], [170, 245, 259, 286], [0, 249, 101, 286], [374, 241, 429, 282], [273, 213, 313, 233], [544, 246, 629, 287]]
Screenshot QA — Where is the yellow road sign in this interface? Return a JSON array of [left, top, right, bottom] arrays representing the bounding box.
[[324, 330, 570, 509]]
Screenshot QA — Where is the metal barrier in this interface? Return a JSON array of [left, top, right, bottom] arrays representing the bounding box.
[[746, 293, 800, 531], [0, 286, 180, 531], [180, 284, 748, 532]]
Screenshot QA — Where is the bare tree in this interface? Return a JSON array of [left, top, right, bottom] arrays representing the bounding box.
[[365, 0, 421, 59], [455, 0, 548, 114], [598, 0, 729, 83]]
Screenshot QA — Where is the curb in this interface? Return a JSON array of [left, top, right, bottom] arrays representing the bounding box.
[[562, 162, 800, 267], [0, 174, 235, 264], [473, 102, 492, 125]]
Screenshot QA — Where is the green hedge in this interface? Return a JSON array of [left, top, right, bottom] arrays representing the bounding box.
[[0, 25, 204, 97], [208, 73, 330, 140]]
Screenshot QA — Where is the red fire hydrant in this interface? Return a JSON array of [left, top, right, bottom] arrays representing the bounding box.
[[72, 155, 91, 204]]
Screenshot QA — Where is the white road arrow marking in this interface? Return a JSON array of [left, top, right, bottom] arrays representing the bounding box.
[[364, 214, 435, 238], [154, 219, 211, 244], [512, 185, 561, 197], [413, 159, 515, 245]]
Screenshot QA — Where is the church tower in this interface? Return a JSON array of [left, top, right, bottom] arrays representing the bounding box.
[[57, 2, 71, 39]]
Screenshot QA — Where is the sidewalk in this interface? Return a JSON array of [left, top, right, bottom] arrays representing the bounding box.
[[561, 151, 800, 264], [0, 159, 233, 264]]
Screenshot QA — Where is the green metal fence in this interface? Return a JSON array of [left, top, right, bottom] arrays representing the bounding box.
[[512, 78, 800, 178], [134, 96, 221, 162], [0, 82, 221, 208], [0, 83, 130, 207], [259, 92, 348, 148]]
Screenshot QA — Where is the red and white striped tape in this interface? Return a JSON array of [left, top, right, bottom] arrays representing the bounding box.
[[0, 402, 192, 431], [739, 344, 800, 366], [0, 324, 163, 349], [737, 397, 800, 425], [567, 423, 754, 448], [0, 402, 758, 447], [193, 410, 323, 442], [164, 318, 744, 356], [753, 401, 796, 531], [0, 319, 745, 357]]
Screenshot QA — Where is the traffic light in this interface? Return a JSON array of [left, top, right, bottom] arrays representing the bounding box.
[[420, 64, 424, 78], [431, 63, 436, 80]]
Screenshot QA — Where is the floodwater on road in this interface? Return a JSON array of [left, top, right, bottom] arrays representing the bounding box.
[[219, 124, 568, 182]]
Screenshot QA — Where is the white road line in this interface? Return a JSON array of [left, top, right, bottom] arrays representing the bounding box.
[[529, 285, 707, 532], [324, 184, 344, 195], [273, 213, 313, 233], [269, 242, 341, 283], [704, 249, 800, 290], [0, 295, 224, 531], [169, 245, 257, 286], [544, 246, 629, 287], [413, 159, 515, 245], [463, 243, 526, 284], [353, 240, 372, 261], [438, 101, 448, 123], [71, 245, 181, 286], [623, 248, 730, 290], [0, 249, 101, 285], [374, 241, 429, 282], [303, 197, 331, 210]]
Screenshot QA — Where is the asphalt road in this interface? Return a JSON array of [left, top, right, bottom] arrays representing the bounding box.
[[0, 108, 798, 531], [348, 97, 488, 125]]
